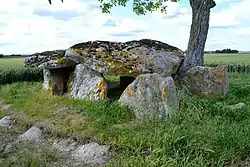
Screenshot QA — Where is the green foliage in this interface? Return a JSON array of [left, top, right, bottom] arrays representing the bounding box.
[[98, 0, 179, 15], [47, 0, 178, 15], [1, 74, 250, 166], [206, 63, 250, 74], [214, 48, 239, 54], [0, 68, 43, 85], [104, 75, 119, 83]]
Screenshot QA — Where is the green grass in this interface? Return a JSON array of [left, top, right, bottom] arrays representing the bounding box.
[[1, 73, 250, 166], [0, 57, 25, 69], [0, 68, 43, 85], [204, 53, 250, 64]]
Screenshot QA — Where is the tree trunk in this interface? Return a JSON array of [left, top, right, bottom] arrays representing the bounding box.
[[180, 0, 216, 72]]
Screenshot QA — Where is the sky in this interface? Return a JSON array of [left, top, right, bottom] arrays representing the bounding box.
[[0, 0, 250, 54]]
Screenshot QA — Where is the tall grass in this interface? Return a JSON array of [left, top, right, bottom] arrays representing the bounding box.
[[206, 63, 250, 73], [0, 68, 43, 85]]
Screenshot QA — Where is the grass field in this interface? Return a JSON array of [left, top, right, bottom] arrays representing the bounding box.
[[204, 53, 250, 64], [0, 57, 25, 69]]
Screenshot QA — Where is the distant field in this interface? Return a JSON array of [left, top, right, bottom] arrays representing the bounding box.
[[0, 53, 250, 70], [0, 57, 25, 69], [204, 53, 250, 64]]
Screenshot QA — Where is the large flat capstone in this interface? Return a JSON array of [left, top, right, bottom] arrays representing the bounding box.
[[64, 39, 185, 77], [24, 50, 67, 68]]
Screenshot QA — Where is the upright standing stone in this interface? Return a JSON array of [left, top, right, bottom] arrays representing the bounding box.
[[43, 69, 65, 95], [119, 74, 179, 119], [69, 64, 108, 101]]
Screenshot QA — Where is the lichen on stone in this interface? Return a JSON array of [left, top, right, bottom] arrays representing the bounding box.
[[66, 72, 74, 92], [64, 39, 185, 77], [163, 87, 169, 99]]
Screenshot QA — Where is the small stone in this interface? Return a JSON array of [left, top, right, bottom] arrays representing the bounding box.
[[1, 143, 12, 155], [228, 103, 245, 110], [54, 107, 74, 115], [1, 104, 12, 110], [71, 142, 109, 165], [18, 126, 42, 142], [0, 116, 12, 128]]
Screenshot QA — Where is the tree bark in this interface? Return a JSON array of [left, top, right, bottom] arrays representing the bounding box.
[[180, 0, 216, 72]]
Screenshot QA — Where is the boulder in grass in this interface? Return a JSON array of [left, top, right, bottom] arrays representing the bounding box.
[[71, 142, 109, 165], [119, 74, 179, 119], [176, 65, 229, 97], [0, 116, 12, 128]]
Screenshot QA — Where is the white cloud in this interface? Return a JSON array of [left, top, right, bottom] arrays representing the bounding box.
[[0, 0, 250, 54], [233, 27, 250, 36]]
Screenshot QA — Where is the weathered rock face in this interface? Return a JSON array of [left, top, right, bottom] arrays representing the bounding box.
[[119, 74, 179, 119], [71, 142, 109, 165], [65, 39, 185, 77], [18, 126, 42, 142], [0, 116, 13, 128], [69, 64, 108, 101], [38, 58, 75, 69], [24, 50, 67, 68], [177, 65, 229, 96]]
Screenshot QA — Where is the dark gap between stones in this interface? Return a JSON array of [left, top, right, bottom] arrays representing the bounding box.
[[106, 76, 135, 100]]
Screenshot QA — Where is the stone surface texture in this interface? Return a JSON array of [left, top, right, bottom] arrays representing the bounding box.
[[71, 142, 109, 165], [0, 104, 13, 110], [177, 65, 229, 96], [38, 58, 75, 69], [18, 126, 42, 142], [0, 116, 12, 128], [24, 50, 66, 68], [119, 74, 179, 119], [69, 64, 108, 101], [65, 39, 185, 77]]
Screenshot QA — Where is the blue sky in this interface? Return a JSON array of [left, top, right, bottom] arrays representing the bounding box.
[[0, 0, 250, 54]]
